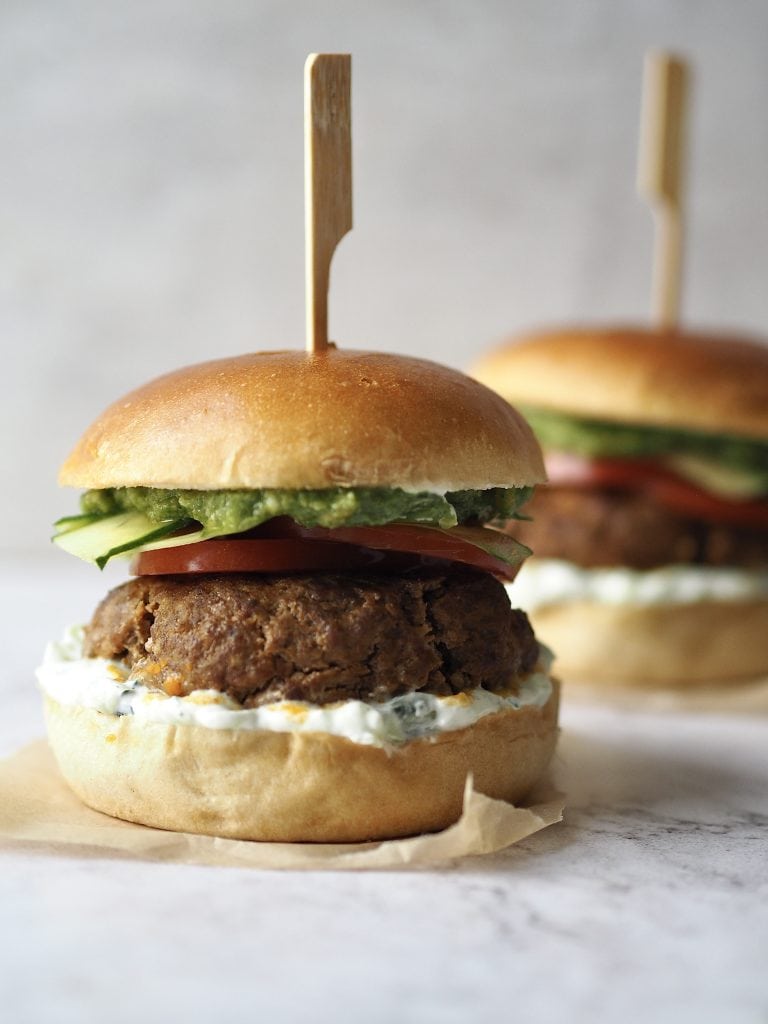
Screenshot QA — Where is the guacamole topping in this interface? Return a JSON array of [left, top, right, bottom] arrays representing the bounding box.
[[80, 485, 533, 531], [522, 406, 768, 486]]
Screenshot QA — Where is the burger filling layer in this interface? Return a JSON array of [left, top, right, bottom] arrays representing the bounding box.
[[54, 485, 534, 568], [37, 626, 554, 747], [520, 407, 768, 484], [82, 568, 539, 706], [511, 559, 768, 611], [511, 487, 768, 570], [504, 408, 767, 581]]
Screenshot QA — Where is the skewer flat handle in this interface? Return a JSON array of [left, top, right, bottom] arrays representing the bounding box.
[[638, 52, 688, 205], [637, 52, 689, 329], [305, 53, 352, 353]]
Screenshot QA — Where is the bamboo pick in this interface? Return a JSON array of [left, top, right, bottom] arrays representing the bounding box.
[[304, 53, 352, 353], [637, 51, 689, 330]]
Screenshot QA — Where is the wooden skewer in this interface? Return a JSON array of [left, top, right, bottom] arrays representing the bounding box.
[[637, 51, 689, 330], [304, 53, 353, 353]]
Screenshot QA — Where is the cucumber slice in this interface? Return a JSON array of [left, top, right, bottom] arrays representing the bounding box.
[[53, 513, 103, 535], [53, 512, 187, 568]]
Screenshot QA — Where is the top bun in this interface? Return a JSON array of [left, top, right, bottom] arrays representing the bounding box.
[[60, 348, 545, 491], [471, 326, 768, 441]]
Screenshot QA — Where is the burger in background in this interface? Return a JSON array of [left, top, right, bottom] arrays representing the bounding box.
[[471, 326, 768, 690], [38, 348, 559, 842]]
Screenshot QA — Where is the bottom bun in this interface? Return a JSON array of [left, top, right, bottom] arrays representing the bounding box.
[[530, 599, 768, 689], [43, 687, 560, 843]]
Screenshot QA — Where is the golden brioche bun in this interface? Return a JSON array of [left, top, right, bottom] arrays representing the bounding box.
[[43, 685, 560, 843], [471, 326, 768, 440], [60, 347, 545, 492], [530, 599, 768, 689]]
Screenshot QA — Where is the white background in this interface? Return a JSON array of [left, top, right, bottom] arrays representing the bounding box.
[[2, 0, 767, 553]]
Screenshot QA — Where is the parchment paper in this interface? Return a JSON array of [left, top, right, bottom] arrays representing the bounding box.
[[0, 741, 564, 870]]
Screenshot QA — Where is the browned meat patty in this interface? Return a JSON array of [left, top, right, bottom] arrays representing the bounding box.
[[509, 486, 768, 570], [84, 568, 539, 706]]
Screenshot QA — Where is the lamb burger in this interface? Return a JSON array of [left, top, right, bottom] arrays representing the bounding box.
[[472, 326, 768, 690], [38, 348, 558, 842]]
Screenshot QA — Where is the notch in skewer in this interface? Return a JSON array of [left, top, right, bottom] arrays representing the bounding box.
[[304, 53, 353, 353]]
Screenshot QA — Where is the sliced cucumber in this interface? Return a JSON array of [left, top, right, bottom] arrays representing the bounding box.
[[53, 513, 103, 535], [53, 512, 187, 569], [450, 526, 532, 568]]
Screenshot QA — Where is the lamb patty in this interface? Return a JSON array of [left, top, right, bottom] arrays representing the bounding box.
[[509, 486, 768, 570], [84, 568, 538, 706]]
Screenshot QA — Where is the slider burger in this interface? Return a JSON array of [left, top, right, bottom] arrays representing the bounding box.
[[38, 348, 558, 842], [471, 327, 768, 690]]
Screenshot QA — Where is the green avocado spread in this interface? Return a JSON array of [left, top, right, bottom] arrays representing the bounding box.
[[79, 485, 532, 532], [522, 406, 768, 484]]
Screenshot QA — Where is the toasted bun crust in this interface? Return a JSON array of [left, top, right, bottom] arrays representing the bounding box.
[[43, 686, 559, 843], [530, 599, 768, 689], [471, 326, 768, 440], [60, 348, 545, 491]]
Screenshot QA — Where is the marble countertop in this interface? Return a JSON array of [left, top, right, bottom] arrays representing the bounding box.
[[1, 555, 766, 1022]]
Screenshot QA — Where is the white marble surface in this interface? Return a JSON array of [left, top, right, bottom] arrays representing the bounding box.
[[1, 556, 767, 1023]]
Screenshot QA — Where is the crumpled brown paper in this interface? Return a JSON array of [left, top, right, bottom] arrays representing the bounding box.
[[0, 741, 564, 870]]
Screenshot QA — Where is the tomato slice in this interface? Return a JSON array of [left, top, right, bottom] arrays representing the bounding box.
[[646, 477, 768, 528], [132, 522, 527, 580], [544, 452, 768, 528], [247, 519, 528, 579], [134, 539, 388, 575]]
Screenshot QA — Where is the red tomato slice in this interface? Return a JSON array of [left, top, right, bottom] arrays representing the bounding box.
[[646, 477, 768, 528], [247, 519, 527, 579], [545, 452, 768, 528], [132, 523, 526, 580], [134, 539, 387, 576]]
